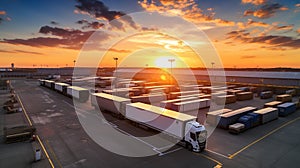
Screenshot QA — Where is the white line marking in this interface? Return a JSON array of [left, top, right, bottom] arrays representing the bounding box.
[[155, 144, 177, 150], [158, 147, 182, 156]]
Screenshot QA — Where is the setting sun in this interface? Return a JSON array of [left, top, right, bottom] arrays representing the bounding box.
[[154, 57, 176, 68], [160, 75, 167, 81]]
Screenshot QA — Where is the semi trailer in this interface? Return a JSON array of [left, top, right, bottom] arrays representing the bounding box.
[[91, 93, 131, 117], [126, 103, 207, 152], [67, 86, 89, 102], [54, 82, 70, 94], [93, 93, 207, 152]]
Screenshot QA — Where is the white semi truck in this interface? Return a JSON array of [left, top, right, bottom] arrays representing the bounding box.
[[92, 92, 207, 152]]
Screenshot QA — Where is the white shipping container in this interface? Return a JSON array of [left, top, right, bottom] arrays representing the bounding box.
[[91, 93, 131, 116], [54, 82, 70, 92], [160, 97, 198, 109], [67, 86, 89, 102], [44, 80, 54, 88], [126, 102, 197, 139], [177, 93, 204, 99], [254, 107, 278, 124], [206, 109, 232, 125], [172, 98, 210, 112]]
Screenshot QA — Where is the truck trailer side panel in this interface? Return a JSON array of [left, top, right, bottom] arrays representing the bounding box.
[[126, 103, 196, 139], [91, 93, 131, 116]]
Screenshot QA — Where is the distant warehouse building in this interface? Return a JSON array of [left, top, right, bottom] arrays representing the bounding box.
[[115, 68, 300, 87]]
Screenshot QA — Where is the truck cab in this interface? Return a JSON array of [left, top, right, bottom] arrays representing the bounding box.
[[184, 121, 207, 152]]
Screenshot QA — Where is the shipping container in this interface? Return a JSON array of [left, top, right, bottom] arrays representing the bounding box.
[[160, 97, 199, 109], [172, 99, 211, 112], [215, 95, 236, 105], [199, 94, 211, 99], [131, 93, 167, 106], [130, 80, 146, 87], [54, 82, 70, 93], [177, 93, 205, 99], [206, 109, 232, 125], [218, 107, 257, 129], [180, 85, 202, 91], [236, 87, 250, 92], [228, 123, 245, 134], [286, 89, 296, 97], [227, 85, 237, 89], [277, 102, 297, 117], [250, 87, 258, 93], [95, 80, 106, 88], [44, 80, 55, 89], [147, 87, 167, 94], [211, 86, 227, 93], [254, 107, 278, 124], [238, 115, 254, 130], [247, 113, 260, 127], [170, 90, 201, 99], [129, 87, 143, 96], [260, 91, 273, 99], [103, 88, 136, 98], [91, 93, 131, 117], [199, 86, 212, 94], [38, 79, 45, 86], [211, 92, 227, 98], [264, 101, 283, 108], [237, 92, 253, 101], [67, 86, 89, 102], [143, 82, 161, 87], [227, 89, 243, 95], [276, 94, 292, 103]]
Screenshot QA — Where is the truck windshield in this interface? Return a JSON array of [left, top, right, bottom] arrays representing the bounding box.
[[196, 130, 207, 143]]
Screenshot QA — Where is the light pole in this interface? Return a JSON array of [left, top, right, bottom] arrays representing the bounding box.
[[168, 58, 175, 84], [211, 62, 215, 82], [73, 60, 76, 67], [113, 57, 118, 91]]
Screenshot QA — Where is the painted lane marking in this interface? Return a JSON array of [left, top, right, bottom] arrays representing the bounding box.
[[228, 116, 300, 159], [194, 152, 223, 167], [158, 147, 182, 156]]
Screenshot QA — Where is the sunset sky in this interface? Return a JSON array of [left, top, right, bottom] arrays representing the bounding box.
[[0, 0, 300, 68]]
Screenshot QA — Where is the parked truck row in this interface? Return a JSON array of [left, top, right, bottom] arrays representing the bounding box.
[[39, 79, 89, 102]]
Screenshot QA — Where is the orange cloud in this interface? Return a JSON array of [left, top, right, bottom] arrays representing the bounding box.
[[241, 0, 266, 5], [138, 0, 235, 27], [244, 3, 288, 19], [0, 11, 6, 15], [238, 19, 269, 29]]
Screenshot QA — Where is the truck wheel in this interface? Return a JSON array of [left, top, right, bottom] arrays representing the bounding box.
[[186, 143, 193, 151]]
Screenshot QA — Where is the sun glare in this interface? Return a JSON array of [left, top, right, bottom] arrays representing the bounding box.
[[160, 75, 167, 81], [154, 57, 176, 68]]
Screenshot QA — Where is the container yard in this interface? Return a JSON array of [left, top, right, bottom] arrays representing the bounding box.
[[1, 0, 300, 166], [1, 69, 300, 168]]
